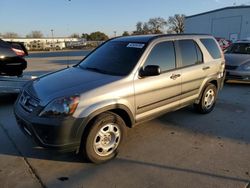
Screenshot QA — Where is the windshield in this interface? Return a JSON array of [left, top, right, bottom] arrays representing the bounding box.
[[226, 43, 250, 54], [79, 41, 146, 76]]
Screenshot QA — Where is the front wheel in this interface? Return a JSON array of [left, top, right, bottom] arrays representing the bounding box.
[[82, 112, 126, 164], [194, 83, 217, 114]]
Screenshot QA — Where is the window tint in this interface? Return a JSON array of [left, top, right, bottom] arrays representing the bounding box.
[[144, 41, 176, 72], [225, 43, 250, 54], [178, 40, 203, 67], [201, 38, 221, 59], [79, 41, 146, 76], [0, 39, 10, 47]]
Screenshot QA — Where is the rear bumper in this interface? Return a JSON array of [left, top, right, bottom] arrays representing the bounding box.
[[0, 57, 27, 75], [14, 100, 84, 151]]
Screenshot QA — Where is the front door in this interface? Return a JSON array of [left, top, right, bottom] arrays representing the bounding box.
[[134, 40, 182, 122]]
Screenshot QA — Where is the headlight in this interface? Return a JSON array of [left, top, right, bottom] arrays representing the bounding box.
[[39, 96, 80, 117], [239, 62, 250, 71]]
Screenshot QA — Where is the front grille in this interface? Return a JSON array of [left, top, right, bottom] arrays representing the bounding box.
[[225, 65, 238, 70], [19, 90, 39, 113]]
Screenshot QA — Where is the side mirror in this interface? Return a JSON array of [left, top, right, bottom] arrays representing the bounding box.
[[139, 65, 161, 77]]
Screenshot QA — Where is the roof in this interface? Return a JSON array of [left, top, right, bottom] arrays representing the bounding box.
[[112, 34, 212, 43], [112, 35, 158, 43], [186, 5, 250, 19]]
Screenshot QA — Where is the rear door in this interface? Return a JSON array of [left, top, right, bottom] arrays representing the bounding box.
[[176, 39, 207, 104], [134, 40, 182, 122]]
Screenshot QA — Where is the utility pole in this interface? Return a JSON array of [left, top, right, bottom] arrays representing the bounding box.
[[51, 29, 54, 51]]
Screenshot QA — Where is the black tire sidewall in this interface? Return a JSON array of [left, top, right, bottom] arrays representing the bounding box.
[[84, 112, 126, 164]]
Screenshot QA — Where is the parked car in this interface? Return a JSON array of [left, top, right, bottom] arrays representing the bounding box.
[[14, 34, 225, 163], [224, 40, 250, 82], [216, 37, 232, 51], [0, 39, 28, 76]]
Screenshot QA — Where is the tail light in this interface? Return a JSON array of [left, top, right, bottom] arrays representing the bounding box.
[[11, 48, 25, 57]]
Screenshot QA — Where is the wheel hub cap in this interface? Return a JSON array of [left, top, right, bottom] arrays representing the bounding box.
[[204, 89, 215, 109], [93, 123, 121, 157]]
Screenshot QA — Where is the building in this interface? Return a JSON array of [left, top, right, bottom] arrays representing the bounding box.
[[185, 6, 250, 42]]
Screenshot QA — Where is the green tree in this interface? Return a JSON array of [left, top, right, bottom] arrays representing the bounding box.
[[81, 33, 90, 40], [167, 14, 185, 34], [122, 31, 130, 36], [26, 30, 43, 38], [88, 31, 109, 41]]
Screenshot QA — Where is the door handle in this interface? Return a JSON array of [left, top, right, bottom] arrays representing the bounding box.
[[170, 74, 181, 80], [202, 66, 210, 70]]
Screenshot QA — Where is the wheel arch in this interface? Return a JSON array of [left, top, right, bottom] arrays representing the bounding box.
[[195, 78, 218, 104], [76, 104, 134, 145]]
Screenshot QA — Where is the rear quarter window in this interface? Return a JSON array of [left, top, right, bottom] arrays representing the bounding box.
[[200, 38, 221, 59]]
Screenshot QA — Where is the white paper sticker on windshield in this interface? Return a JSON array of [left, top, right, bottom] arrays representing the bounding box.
[[127, 43, 145, 49]]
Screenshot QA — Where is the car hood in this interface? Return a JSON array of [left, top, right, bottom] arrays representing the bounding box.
[[225, 53, 250, 66], [26, 67, 122, 105]]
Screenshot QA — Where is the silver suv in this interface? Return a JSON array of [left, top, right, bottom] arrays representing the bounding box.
[[14, 34, 225, 163]]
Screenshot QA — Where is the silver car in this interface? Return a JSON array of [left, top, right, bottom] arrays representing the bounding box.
[[14, 34, 225, 163], [225, 41, 250, 82]]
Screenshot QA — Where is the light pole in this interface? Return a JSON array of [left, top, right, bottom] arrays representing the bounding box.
[[114, 31, 117, 38], [51, 29, 54, 50]]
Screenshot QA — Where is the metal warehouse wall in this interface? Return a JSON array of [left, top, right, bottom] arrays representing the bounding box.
[[185, 6, 250, 41]]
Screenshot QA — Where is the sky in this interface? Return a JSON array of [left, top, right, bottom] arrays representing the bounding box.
[[0, 0, 250, 37]]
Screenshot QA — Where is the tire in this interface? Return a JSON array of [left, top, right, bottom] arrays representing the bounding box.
[[82, 112, 126, 164], [194, 83, 217, 114]]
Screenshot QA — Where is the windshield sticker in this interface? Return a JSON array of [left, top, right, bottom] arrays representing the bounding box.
[[127, 43, 145, 49]]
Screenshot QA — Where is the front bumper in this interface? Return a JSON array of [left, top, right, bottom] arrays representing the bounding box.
[[225, 70, 250, 81], [14, 99, 84, 151]]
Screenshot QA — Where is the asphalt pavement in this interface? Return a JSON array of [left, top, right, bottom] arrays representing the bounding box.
[[0, 52, 250, 188]]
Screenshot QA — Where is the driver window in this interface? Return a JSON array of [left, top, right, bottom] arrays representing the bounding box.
[[143, 41, 176, 72]]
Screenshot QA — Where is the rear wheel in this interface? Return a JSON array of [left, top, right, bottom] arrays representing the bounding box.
[[82, 112, 126, 164], [194, 83, 217, 114]]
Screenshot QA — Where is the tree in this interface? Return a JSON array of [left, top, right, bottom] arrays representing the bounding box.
[[133, 17, 167, 35], [122, 31, 130, 36], [88, 31, 109, 41], [142, 23, 150, 34], [69, 33, 80, 38], [3, 32, 19, 38], [136, 22, 143, 34], [81, 33, 90, 40], [167, 14, 185, 34], [148, 17, 167, 34], [26, 30, 43, 38]]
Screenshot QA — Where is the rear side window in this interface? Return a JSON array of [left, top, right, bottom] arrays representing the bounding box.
[[144, 41, 176, 72], [178, 40, 203, 67], [200, 38, 221, 59]]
